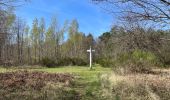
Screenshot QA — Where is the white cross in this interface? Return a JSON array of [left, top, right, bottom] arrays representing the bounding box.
[[87, 46, 95, 69]]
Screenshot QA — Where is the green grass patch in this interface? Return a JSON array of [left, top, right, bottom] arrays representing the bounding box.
[[32, 65, 111, 99]]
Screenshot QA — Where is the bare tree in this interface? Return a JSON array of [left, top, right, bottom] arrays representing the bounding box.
[[0, 0, 29, 8], [92, 0, 170, 26], [0, 11, 7, 64], [0, 0, 28, 66]]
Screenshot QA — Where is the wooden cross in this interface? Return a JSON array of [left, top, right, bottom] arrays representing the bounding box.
[[87, 46, 95, 69]]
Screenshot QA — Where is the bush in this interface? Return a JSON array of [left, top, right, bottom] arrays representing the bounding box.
[[41, 57, 88, 67], [58, 57, 88, 66], [117, 50, 157, 64], [132, 49, 158, 64], [41, 57, 56, 68], [110, 49, 159, 74], [72, 58, 88, 66], [57, 57, 73, 66], [115, 49, 159, 74], [96, 50, 159, 73], [95, 58, 114, 67]]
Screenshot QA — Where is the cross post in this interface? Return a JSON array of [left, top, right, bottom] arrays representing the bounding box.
[[87, 46, 95, 70]]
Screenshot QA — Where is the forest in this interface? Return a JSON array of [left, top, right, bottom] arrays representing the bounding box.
[[1, 0, 170, 100]]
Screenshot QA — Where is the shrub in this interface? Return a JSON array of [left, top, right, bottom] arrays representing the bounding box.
[[132, 49, 158, 64], [41, 57, 87, 67], [115, 49, 159, 74], [41, 57, 56, 68], [58, 57, 88, 66], [95, 58, 114, 67], [57, 57, 73, 66], [72, 57, 88, 66], [117, 49, 158, 65], [96, 50, 159, 73], [100, 73, 170, 100]]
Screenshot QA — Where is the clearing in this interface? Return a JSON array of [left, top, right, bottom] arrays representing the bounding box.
[[0, 65, 111, 100]]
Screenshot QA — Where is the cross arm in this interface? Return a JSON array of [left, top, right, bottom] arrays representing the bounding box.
[[87, 50, 90, 52]]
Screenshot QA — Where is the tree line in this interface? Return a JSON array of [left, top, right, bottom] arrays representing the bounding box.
[[0, 1, 95, 66], [0, 15, 96, 66]]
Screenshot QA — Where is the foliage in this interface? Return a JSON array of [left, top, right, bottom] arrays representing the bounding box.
[[41, 57, 88, 67], [71, 57, 88, 66], [58, 57, 88, 66], [115, 50, 159, 74], [96, 49, 159, 73], [41, 57, 56, 67], [117, 50, 157, 65], [95, 58, 114, 67], [99, 32, 112, 44]]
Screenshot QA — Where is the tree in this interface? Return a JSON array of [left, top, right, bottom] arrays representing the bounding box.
[[13, 17, 26, 65], [99, 32, 111, 44], [85, 34, 95, 48], [39, 18, 46, 60], [31, 18, 39, 63], [92, 0, 170, 26], [68, 19, 79, 57], [0, 0, 29, 6], [0, 9, 16, 65], [0, 12, 8, 64], [56, 20, 68, 59], [45, 16, 57, 59], [0, 0, 28, 65], [24, 25, 30, 64]]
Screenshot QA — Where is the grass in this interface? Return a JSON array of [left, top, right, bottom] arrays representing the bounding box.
[[1, 65, 170, 99], [0, 67, 9, 73], [0, 65, 112, 100], [100, 72, 170, 100], [32, 65, 112, 99]]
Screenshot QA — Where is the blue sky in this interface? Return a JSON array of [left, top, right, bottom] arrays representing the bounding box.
[[15, 0, 113, 37]]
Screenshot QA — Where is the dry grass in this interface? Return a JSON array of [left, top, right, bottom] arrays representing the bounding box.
[[0, 70, 80, 100], [100, 69, 170, 100]]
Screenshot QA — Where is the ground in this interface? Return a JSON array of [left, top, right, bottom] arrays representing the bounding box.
[[0, 65, 111, 100], [1, 65, 170, 100]]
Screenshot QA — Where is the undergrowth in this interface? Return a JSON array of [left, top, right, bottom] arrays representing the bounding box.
[[100, 72, 170, 100]]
